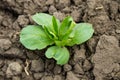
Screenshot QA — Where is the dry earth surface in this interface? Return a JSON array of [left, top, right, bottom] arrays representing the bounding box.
[[0, 0, 120, 80]]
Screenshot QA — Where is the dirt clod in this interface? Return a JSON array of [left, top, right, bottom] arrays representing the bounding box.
[[26, 52, 39, 60], [71, 10, 80, 22], [75, 0, 83, 5], [53, 65, 62, 74], [109, 1, 119, 19], [92, 35, 120, 80], [83, 59, 92, 71], [49, 5, 57, 14], [46, 0, 54, 5], [116, 29, 120, 34], [33, 73, 44, 80], [53, 12, 65, 21], [12, 76, 21, 80], [56, 0, 71, 9], [4, 48, 25, 58], [74, 63, 84, 74], [6, 62, 22, 78], [41, 76, 53, 80], [87, 38, 97, 53], [62, 7, 71, 13], [66, 71, 79, 80], [16, 15, 29, 27], [54, 75, 63, 80], [73, 46, 86, 63], [63, 64, 72, 72], [31, 59, 44, 72], [0, 39, 11, 50]]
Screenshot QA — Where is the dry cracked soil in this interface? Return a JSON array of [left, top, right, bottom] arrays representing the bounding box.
[[0, 0, 120, 80]]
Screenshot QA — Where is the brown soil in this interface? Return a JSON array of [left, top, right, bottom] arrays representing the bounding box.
[[0, 0, 120, 80]]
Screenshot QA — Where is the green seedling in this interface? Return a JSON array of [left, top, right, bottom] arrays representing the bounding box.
[[20, 13, 94, 65]]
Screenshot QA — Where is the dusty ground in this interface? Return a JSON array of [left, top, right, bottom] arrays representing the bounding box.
[[0, 0, 120, 80]]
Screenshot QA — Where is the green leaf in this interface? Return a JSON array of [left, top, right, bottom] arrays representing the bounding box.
[[67, 23, 94, 46], [57, 19, 76, 46], [45, 46, 70, 65], [20, 25, 53, 50], [54, 47, 69, 65], [62, 21, 76, 40], [43, 26, 54, 40], [55, 39, 71, 47], [59, 16, 73, 38], [32, 13, 60, 39], [52, 16, 60, 35], [32, 13, 53, 27], [45, 46, 58, 58], [43, 26, 58, 40]]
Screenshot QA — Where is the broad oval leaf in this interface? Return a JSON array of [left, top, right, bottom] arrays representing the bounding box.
[[32, 13, 60, 39], [54, 47, 69, 65], [45, 46, 70, 65], [32, 13, 53, 27], [67, 23, 94, 46], [20, 25, 53, 50], [45, 46, 58, 58]]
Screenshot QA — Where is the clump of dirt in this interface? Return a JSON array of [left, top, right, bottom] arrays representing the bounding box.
[[92, 35, 120, 80], [0, 0, 120, 80]]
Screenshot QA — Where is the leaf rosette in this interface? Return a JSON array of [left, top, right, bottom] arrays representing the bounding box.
[[20, 13, 94, 65]]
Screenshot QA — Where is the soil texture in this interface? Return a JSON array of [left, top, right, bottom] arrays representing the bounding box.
[[0, 0, 120, 80]]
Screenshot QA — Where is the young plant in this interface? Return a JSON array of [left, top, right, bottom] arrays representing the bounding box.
[[20, 13, 94, 65]]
